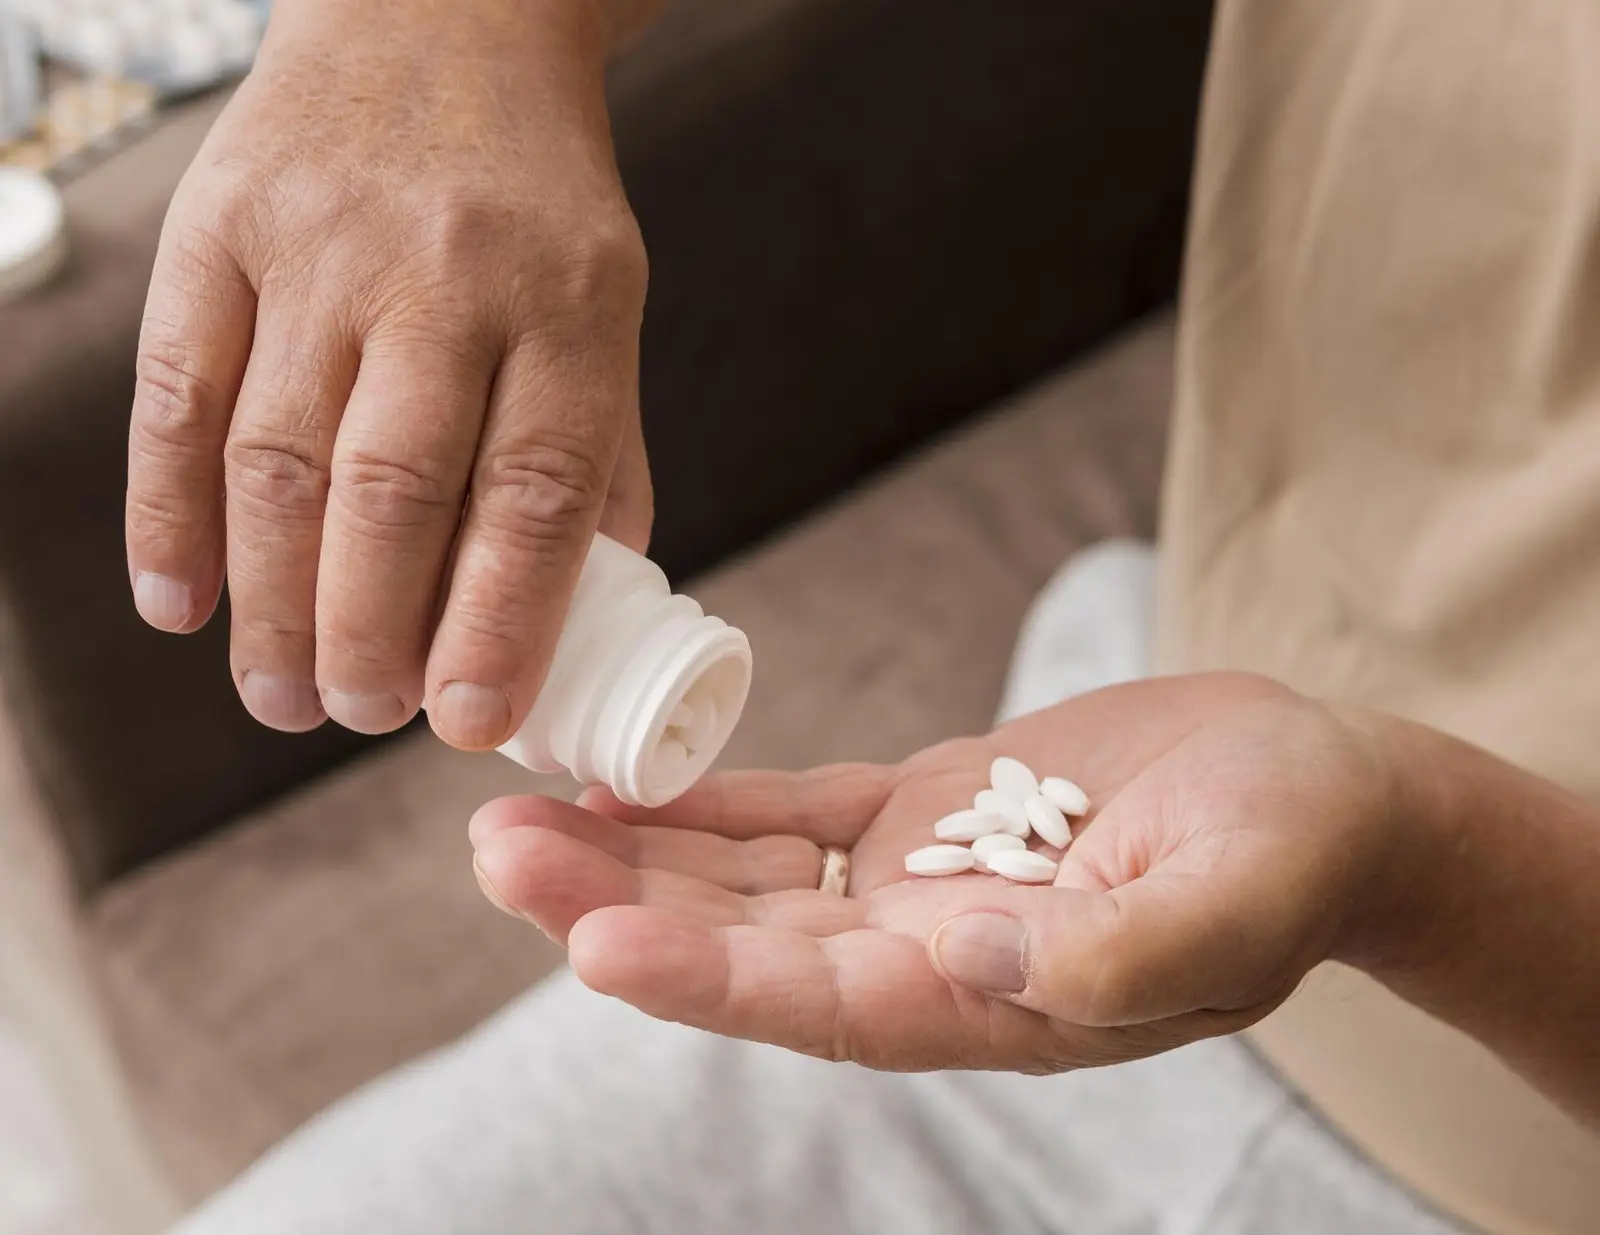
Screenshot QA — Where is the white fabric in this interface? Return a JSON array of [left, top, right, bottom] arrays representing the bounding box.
[[995, 538, 1156, 724]]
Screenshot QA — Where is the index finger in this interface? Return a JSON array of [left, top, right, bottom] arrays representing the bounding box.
[[579, 763, 898, 847]]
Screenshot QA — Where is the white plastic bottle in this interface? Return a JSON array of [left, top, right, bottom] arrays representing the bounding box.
[[497, 534, 753, 808]]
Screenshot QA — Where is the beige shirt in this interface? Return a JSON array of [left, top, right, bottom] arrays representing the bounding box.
[[1157, 2, 1600, 1231]]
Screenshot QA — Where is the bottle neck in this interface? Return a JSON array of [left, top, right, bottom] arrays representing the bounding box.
[[498, 536, 752, 806]]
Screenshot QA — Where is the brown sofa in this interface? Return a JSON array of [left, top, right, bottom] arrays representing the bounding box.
[[0, 1, 1202, 1230]]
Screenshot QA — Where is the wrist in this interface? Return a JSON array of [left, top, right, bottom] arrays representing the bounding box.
[[1322, 705, 1464, 983], [1322, 704, 1600, 1119]]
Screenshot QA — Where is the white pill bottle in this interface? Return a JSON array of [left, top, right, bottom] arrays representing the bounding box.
[[497, 533, 753, 808]]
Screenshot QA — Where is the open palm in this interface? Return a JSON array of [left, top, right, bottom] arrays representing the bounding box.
[[470, 672, 1397, 1074]]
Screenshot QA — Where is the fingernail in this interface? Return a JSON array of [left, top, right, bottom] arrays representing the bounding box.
[[240, 671, 327, 733], [931, 913, 1028, 993], [133, 572, 193, 632], [322, 689, 409, 735], [432, 681, 511, 748], [473, 853, 517, 917]]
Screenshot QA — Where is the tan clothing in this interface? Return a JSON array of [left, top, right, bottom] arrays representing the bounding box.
[[1158, 1, 1600, 1232]]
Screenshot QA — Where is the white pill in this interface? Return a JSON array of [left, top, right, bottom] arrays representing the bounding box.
[[990, 756, 1039, 801], [905, 844, 977, 877], [1024, 794, 1072, 849], [667, 698, 718, 751], [653, 736, 690, 773], [687, 698, 718, 749], [1040, 776, 1090, 817], [932, 809, 1007, 844], [984, 848, 1059, 884], [973, 788, 1031, 837], [970, 832, 1027, 870]]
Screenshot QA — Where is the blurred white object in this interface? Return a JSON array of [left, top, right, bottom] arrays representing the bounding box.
[[994, 539, 1157, 725], [0, 166, 67, 301], [0, 5, 41, 144], [161, 16, 223, 83], [66, 13, 126, 75], [18, 0, 263, 95], [0, 1020, 102, 1235]]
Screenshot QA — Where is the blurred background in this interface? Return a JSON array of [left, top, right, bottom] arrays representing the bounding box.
[[0, 1, 1213, 1232]]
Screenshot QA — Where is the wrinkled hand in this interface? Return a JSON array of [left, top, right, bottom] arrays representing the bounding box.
[[469, 673, 1408, 1072], [126, 0, 650, 747]]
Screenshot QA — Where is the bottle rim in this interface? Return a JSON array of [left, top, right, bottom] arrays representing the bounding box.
[[610, 618, 752, 807]]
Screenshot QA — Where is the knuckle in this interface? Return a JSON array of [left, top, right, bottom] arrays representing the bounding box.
[[435, 587, 546, 665], [225, 437, 330, 520], [134, 334, 226, 438], [412, 191, 503, 261], [315, 620, 422, 674], [473, 437, 607, 548], [331, 452, 459, 537], [184, 159, 265, 237], [237, 608, 314, 643], [444, 599, 528, 651], [165, 169, 267, 276], [125, 487, 196, 538], [201, 186, 256, 248], [550, 214, 649, 311]]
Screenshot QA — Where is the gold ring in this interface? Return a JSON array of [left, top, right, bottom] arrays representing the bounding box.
[[818, 846, 850, 896]]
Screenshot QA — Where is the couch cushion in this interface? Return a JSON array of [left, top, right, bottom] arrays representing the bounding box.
[[86, 314, 1172, 1202]]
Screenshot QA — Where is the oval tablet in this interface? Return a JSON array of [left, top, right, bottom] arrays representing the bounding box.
[[684, 698, 718, 750], [970, 832, 1026, 870], [973, 789, 1031, 837], [933, 809, 1006, 844], [1040, 776, 1090, 817], [1024, 794, 1071, 849], [905, 844, 977, 877], [990, 756, 1039, 801], [653, 736, 690, 772], [984, 848, 1058, 884]]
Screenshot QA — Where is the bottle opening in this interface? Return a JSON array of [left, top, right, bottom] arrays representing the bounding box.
[[642, 651, 749, 804], [493, 537, 754, 805]]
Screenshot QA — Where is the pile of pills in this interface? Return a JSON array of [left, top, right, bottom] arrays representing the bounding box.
[[904, 756, 1089, 885]]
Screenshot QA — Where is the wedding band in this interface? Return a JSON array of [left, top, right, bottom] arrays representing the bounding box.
[[818, 846, 850, 896]]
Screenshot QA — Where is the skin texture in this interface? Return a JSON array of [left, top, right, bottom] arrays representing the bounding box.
[[471, 672, 1600, 1126], [126, 0, 665, 748]]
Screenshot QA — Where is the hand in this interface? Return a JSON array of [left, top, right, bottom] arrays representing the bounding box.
[[468, 672, 1410, 1072], [126, 0, 652, 747]]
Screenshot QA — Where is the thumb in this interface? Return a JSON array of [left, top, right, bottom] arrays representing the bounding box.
[[928, 875, 1298, 1027]]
